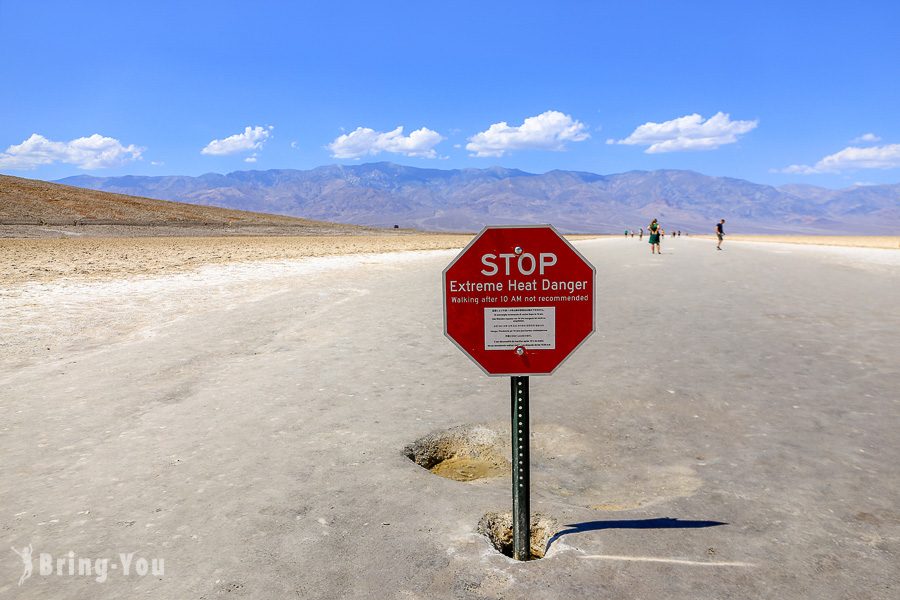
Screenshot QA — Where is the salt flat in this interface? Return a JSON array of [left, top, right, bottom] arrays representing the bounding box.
[[1, 237, 898, 599]]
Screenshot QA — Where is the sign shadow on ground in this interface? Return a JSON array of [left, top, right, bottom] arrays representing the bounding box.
[[546, 517, 728, 552]]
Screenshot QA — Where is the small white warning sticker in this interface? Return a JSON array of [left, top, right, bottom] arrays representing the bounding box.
[[484, 307, 556, 350]]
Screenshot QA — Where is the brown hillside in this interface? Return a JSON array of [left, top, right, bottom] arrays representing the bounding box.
[[0, 174, 363, 231]]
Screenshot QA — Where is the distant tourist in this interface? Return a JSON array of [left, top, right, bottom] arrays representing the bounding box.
[[716, 219, 725, 250], [648, 219, 661, 254], [625, 229, 629, 238], [639, 228, 643, 240]]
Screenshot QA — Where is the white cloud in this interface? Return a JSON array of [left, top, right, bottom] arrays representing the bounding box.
[[0, 133, 143, 170], [772, 165, 821, 175], [244, 155, 257, 163], [778, 164, 818, 175], [780, 144, 900, 174], [613, 112, 758, 153], [466, 110, 589, 157], [150, 160, 165, 166], [290, 141, 299, 149], [201, 125, 273, 156], [850, 132, 881, 144], [328, 126, 444, 159]]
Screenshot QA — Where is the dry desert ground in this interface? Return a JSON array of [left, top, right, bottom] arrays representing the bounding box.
[[0, 234, 474, 285], [1, 234, 899, 599], [698, 234, 900, 249]]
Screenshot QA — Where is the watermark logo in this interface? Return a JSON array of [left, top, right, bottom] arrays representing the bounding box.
[[10, 544, 164, 585], [10, 544, 33, 586]]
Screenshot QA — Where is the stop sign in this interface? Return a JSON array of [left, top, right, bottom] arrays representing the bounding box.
[[443, 225, 595, 376]]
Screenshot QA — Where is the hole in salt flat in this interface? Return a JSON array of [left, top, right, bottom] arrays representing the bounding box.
[[477, 511, 559, 560], [403, 425, 509, 482]]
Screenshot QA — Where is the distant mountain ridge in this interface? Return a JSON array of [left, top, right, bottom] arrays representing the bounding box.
[[57, 163, 900, 234], [0, 174, 363, 235]]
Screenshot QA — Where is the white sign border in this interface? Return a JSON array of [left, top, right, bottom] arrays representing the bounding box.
[[442, 223, 597, 377]]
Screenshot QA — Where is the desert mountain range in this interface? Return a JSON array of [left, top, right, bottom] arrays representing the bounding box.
[[0, 174, 368, 235], [55, 163, 899, 234]]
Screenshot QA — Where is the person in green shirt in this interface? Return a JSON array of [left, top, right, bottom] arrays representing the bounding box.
[[648, 219, 661, 254]]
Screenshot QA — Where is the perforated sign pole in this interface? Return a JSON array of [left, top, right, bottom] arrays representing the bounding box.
[[511, 375, 530, 561], [443, 225, 596, 562]]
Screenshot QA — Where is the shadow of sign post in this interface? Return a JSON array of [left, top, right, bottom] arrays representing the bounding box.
[[545, 517, 728, 553]]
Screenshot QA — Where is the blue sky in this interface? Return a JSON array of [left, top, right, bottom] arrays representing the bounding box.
[[1, 0, 898, 187]]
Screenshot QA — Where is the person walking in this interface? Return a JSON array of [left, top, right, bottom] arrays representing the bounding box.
[[639, 227, 643, 240], [648, 219, 661, 254], [716, 219, 726, 250]]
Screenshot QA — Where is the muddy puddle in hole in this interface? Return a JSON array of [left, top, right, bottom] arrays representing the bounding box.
[[429, 455, 508, 481], [404, 424, 510, 482]]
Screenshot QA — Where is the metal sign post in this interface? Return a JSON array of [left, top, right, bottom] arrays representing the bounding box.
[[443, 225, 596, 562], [511, 375, 530, 561]]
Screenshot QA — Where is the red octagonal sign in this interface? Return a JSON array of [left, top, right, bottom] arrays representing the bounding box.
[[443, 225, 596, 376]]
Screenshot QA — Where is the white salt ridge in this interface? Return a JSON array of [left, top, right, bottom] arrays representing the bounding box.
[[0, 249, 459, 372]]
